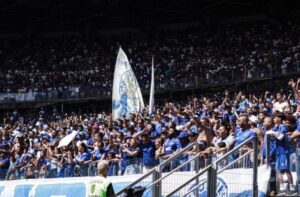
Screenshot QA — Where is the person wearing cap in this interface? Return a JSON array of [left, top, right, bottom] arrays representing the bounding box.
[[88, 160, 115, 197]]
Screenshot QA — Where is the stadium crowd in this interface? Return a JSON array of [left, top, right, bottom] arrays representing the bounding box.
[[0, 21, 300, 95], [0, 77, 299, 195]]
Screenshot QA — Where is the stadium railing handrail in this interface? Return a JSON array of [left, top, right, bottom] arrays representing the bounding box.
[[165, 136, 258, 197], [115, 142, 198, 196]]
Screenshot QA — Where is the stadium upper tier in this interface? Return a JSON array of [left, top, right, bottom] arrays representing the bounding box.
[[0, 21, 299, 94]]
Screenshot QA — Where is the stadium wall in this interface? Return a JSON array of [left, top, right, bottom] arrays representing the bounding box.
[[0, 165, 289, 197]]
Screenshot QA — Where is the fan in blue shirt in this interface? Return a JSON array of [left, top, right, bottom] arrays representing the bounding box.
[[163, 129, 182, 157], [0, 154, 9, 180], [161, 128, 182, 171], [267, 113, 295, 192], [227, 116, 256, 151], [140, 134, 158, 169]]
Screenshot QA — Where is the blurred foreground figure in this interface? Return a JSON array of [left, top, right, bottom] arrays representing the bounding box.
[[88, 160, 115, 197]]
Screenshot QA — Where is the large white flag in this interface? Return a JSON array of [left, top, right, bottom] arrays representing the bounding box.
[[149, 56, 155, 114], [112, 47, 145, 120]]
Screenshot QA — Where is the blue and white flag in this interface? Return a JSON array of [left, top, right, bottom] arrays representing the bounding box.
[[149, 56, 155, 114], [112, 47, 145, 120]]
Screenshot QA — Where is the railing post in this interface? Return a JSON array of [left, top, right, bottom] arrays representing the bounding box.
[[153, 166, 161, 197], [195, 144, 200, 196], [207, 164, 217, 197], [253, 137, 258, 197], [152, 168, 159, 197], [266, 134, 270, 166]]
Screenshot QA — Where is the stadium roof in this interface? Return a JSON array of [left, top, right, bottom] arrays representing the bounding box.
[[0, 0, 299, 34]]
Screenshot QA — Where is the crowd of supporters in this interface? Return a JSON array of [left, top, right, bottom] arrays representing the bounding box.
[[0, 20, 300, 94], [0, 78, 299, 195]]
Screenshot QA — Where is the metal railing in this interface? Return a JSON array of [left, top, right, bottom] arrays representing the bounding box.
[[166, 136, 258, 197], [182, 150, 254, 197], [115, 142, 199, 196], [146, 152, 201, 197]]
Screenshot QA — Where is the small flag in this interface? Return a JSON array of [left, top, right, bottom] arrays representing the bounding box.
[[58, 131, 78, 148], [149, 56, 155, 114]]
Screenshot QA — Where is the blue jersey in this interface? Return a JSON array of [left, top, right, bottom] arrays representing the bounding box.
[[238, 99, 249, 112], [122, 147, 140, 161], [0, 157, 9, 169], [87, 137, 94, 146], [37, 157, 46, 167], [141, 141, 158, 167], [261, 127, 277, 158], [273, 124, 290, 155], [74, 152, 91, 164], [223, 112, 237, 125], [296, 119, 300, 147], [164, 137, 181, 155], [15, 154, 27, 166], [93, 149, 106, 160], [155, 123, 162, 135], [233, 128, 256, 149], [0, 157, 9, 179]]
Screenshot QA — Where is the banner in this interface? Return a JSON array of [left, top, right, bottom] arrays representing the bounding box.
[[148, 56, 155, 114], [112, 47, 145, 120]]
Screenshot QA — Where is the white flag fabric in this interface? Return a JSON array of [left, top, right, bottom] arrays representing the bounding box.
[[149, 56, 155, 114], [58, 131, 78, 148], [112, 47, 145, 120]]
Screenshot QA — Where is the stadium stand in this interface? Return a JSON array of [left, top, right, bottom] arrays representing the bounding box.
[[0, 0, 300, 196]]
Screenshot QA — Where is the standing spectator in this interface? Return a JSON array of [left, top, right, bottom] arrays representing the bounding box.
[[73, 142, 90, 176], [267, 113, 295, 194], [139, 133, 158, 173], [122, 138, 140, 175], [161, 127, 181, 171], [289, 116, 300, 195]]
